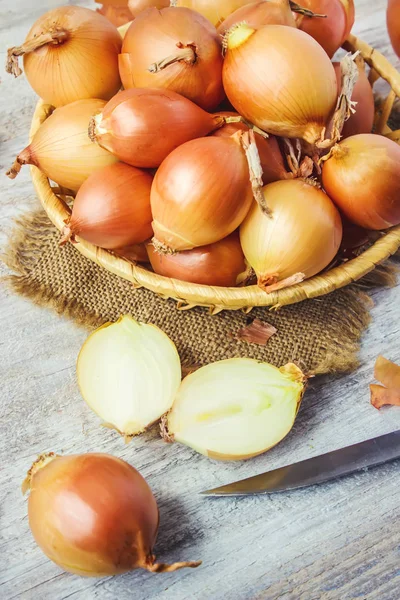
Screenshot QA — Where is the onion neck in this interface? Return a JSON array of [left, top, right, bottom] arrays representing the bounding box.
[[289, 1, 327, 18], [223, 23, 256, 52], [21, 452, 57, 495], [88, 113, 106, 144], [6, 29, 69, 77], [6, 146, 35, 179], [148, 43, 197, 74]]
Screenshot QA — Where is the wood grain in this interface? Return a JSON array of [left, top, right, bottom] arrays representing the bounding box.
[[1, 1, 400, 599]]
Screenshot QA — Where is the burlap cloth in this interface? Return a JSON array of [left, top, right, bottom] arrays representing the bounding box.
[[3, 209, 398, 375]]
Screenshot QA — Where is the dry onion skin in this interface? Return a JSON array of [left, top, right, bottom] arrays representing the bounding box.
[[147, 232, 249, 287], [332, 59, 374, 138], [90, 88, 224, 168], [6, 6, 122, 108], [387, 0, 400, 58], [174, 0, 252, 27], [77, 316, 181, 439], [293, 0, 353, 58], [240, 179, 343, 290], [321, 134, 400, 230], [119, 7, 224, 111], [164, 359, 306, 461], [7, 99, 118, 192], [24, 452, 200, 576], [150, 135, 255, 252], [62, 162, 153, 249], [217, 0, 296, 36], [222, 23, 337, 143]]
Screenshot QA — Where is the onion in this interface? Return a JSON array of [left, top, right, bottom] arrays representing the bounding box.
[[128, 0, 170, 17], [77, 316, 181, 438], [217, 0, 296, 36], [322, 134, 400, 230], [90, 88, 224, 168], [151, 134, 256, 252], [292, 0, 351, 57], [62, 163, 153, 249], [97, 4, 133, 27], [7, 100, 117, 192], [114, 243, 149, 263], [222, 24, 337, 143], [164, 359, 306, 460], [332, 59, 374, 138], [24, 452, 200, 575], [119, 7, 224, 111], [173, 0, 253, 27], [387, 0, 400, 58], [147, 233, 249, 286], [240, 179, 343, 290], [6, 6, 122, 107], [212, 111, 292, 184]]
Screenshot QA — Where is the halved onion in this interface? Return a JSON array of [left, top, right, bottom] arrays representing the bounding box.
[[164, 359, 306, 461], [77, 316, 181, 439]]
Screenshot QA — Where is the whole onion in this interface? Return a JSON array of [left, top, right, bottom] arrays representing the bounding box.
[[128, 0, 169, 17], [174, 0, 252, 27], [387, 0, 400, 58], [24, 452, 200, 576], [218, 0, 296, 36], [293, 0, 351, 57]]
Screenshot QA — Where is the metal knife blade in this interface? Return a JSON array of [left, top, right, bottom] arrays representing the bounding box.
[[201, 430, 400, 497]]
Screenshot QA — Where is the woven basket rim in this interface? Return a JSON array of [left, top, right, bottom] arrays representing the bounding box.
[[29, 33, 400, 312]]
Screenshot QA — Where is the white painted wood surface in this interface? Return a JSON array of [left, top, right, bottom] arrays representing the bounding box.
[[1, 1, 400, 598]]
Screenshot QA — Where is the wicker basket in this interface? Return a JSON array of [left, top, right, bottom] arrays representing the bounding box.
[[29, 34, 400, 314]]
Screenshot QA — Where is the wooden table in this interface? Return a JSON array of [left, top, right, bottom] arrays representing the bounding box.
[[1, 1, 400, 598]]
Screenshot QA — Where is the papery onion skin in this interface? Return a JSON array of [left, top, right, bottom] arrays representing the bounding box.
[[387, 0, 400, 58], [212, 111, 292, 184], [147, 232, 248, 286], [293, 0, 348, 58], [78, 316, 182, 437], [240, 179, 343, 288], [91, 88, 223, 168], [128, 0, 169, 16], [322, 134, 400, 230], [332, 60, 374, 138], [174, 0, 252, 27], [217, 0, 296, 36], [11, 6, 122, 107], [65, 162, 153, 248], [25, 453, 160, 576], [120, 7, 225, 111], [223, 24, 337, 143], [151, 136, 254, 251], [7, 99, 118, 192], [166, 360, 306, 461]]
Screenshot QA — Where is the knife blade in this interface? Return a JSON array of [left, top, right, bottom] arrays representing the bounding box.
[[201, 430, 400, 497]]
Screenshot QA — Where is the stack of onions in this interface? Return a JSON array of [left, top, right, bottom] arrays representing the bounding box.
[[119, 7, 225, 110]]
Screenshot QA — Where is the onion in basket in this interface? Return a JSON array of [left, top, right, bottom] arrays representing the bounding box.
[[89, 88, 224, 168], [222, 23, 337, 143], [6, 100, 118, 192], [77, 316, 181, 439], [217, 0, 296, 36], [119, 7, 225, 111], [62, 163, 153, 249], [6, 6, 122, 107], [24, 452, 200, 575], [240, 179, 343, 291], [147, 233, 250, 287], [151, 133, 260, 252], [163, 359, 306, 461], [322, 134, 400, 230], [387, 0, 400, 58]]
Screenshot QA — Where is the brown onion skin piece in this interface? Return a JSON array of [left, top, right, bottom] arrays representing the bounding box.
[[387, 0, 400, 58], [332, 61, 374, 138], [69, 162, 153, 248], [93, 88, 223, 168], [151, 136, 254, 251], [217, 0, 296, 36], [293, 0, 348, 58], [27, 454, 159, 576], [147, 232, 247, 286], [128, 0, 169, 17], [322, 134, 400, 230], [120, 7, 225, 111], [212, 111, 292, 184]]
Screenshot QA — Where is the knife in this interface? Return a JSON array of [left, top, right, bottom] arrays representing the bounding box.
[[201, 430, 400, 497]]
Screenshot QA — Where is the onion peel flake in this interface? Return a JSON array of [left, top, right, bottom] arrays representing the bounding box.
[[370, 384, 400, 410], [235, 318, 277, 346]]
